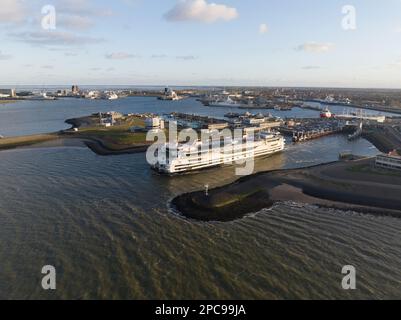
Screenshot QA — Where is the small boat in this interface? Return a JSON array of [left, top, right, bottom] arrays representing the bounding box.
[[320, 108, 332, 118], [224, 112, 240, 118]]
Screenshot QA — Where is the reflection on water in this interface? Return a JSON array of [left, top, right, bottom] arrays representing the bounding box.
[[2, 131, 401, 300]]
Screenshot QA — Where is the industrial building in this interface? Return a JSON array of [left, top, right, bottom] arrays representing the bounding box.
[[375, 153, 401, 171]]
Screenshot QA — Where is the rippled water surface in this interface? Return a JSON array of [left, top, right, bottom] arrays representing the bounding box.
[[1, 98, 400, 299]]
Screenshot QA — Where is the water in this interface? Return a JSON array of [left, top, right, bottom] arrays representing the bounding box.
[[1, 98, 400, 299], [0, 97, 398, 137]]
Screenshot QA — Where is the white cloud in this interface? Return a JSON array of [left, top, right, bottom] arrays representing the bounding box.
[[57, 0, 113, 16], [105, 52, 139, 59], [390, 59, 401, 68], [58, 14, 94, 30], [0, 0, 27, 24], [0, 51, 13, 60], [296, 42, 334, 53], [164, 0, 238, 23], [176, 55, 198, 60], [259, 23, 268, 34], [302, 66, 321, 70], [9, 31, 104, 46], [151, 54, 168, 58]]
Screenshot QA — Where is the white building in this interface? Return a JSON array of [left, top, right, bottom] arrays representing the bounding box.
[[244, 118, 266, 125], [375, 153, 401, 171], [145, 117, 165, 130], [160, 88, 181, 101]]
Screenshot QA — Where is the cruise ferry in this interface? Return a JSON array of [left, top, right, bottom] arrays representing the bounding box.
[[152, 131, 285, 174]]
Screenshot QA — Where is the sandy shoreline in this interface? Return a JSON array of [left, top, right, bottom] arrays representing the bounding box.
[[172, 158, 401, 222]]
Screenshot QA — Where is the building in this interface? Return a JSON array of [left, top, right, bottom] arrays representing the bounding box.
[[204, 123, 229, 130], [244, 118, 266, 125], [375, 152, 401, 171], [72, 85, 80, 95], [99, 111, 122, 127], [159, 87, 181, 101], [0, 89, 15, 98], [145, 117, 165, 130]]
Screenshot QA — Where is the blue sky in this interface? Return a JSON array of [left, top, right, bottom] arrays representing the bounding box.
[[1, 0, 401, 87]]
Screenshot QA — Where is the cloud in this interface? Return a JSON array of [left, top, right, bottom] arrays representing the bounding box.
[[58, 14, 95, 30], [9, 31, 104, 46], [57, 0, 113, 17], [259, 23, 269, 34], [105, 52, 139, 59], [164, 0, 238, 23], [296, 42, 334, 53], [151, 54, 168, 58], [301, 66, 321, 70], [0, 51, 13, 60], [176, 55, 198, 60], [389, 59, 401, 68], [0, 0, 27, 24]]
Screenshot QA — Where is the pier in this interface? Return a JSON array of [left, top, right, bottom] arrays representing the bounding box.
[[279, 118, 346, 143]]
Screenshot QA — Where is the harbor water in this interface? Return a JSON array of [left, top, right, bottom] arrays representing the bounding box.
[[0, 98, 401, 299]]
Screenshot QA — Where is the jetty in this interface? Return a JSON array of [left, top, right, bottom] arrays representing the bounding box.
[[172, 158, 401, 222], [279, 118, 346, 143]]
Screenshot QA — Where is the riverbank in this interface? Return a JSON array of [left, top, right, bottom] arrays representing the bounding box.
[[0, 112, 154, 154], [172, 158, 401, 222], [0, 100, 17, 104], [0, 132, 150, 155], [0, 134, 60, 150]]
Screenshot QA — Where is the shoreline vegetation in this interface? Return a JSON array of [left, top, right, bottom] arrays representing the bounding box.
[[172, 158, 401, 222]]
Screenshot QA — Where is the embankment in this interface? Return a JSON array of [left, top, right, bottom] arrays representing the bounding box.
[[172, 159, 401, 222]]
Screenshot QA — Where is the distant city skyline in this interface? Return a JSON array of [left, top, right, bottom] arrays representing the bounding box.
[[1, 0, 401, 88]]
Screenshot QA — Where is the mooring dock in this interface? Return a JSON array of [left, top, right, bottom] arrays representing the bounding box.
[[279, 118, 347, 143]]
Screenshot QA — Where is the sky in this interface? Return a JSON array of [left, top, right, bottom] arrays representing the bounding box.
[[1, 0, 401, 88]]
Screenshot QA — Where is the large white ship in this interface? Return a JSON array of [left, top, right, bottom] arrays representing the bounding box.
[[152, 131, 285, 174]]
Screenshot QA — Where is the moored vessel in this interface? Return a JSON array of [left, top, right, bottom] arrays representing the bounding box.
[[152, 131, 285, 174]]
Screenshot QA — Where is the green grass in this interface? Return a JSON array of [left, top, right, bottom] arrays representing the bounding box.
[[74, 116, 150, 147]]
